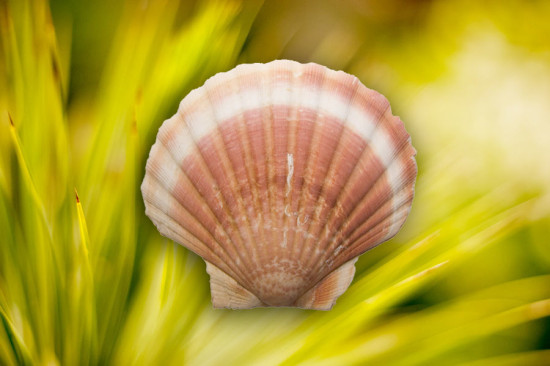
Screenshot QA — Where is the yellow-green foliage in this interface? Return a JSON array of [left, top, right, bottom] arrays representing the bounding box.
[[1, 0, 549, 365]]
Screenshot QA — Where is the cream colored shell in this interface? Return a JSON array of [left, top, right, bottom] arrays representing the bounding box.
[[142, 60, 417, 310]]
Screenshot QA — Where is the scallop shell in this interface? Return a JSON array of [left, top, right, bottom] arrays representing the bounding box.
[[142, 60, 417, 310]]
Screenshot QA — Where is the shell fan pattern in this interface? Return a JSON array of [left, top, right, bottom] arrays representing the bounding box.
[[141, 60, 417, 310]]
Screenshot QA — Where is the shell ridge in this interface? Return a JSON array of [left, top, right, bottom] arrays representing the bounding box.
[[292, 64, 330, 266], [298, 125, 350, 272], [280, 61, 302, 260], [313, 97, 410, 269], [309, 101, 398, 259], [272, 61, 301, 262], [207, 71, 266, 268], [303, 107, 398, 278], [295, 69, 354, 268], [343, 199, 415, 261], [259, 67, 281, 254], [289, 64, 323, 263], [201, 80, 261, 284], [174, 109, 257, 289], [142, 193, 206, 251], [301, 75, 362, 273], [280, 64, 321, 279], [319, 148, 416, 270], [264, 63, 281, 260], [390, 152, 417, 237], [379, 114, 418, 239], [344, 138, 417, 245], [346, 187, 411, 247], [143, 142, 232, 252], [234, 65, 270, 273], [285, 65, 311, 260], [331, 144, 413, 243], [143, 191, 249, 283], [148, 138, 249, 273], [267, 62, 287, 261], [385, 181, 416, 241], [294, 66, 346, 269], [143, 164, 251, 283], [349, 196, 410, 247], [308, 84, 365, 266], [144, 200, 231, 273], [244, 65, 276, 273]]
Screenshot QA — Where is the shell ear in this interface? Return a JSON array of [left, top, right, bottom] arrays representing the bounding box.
[[294, 258, 358, 310], [206, 262, 264, 309]]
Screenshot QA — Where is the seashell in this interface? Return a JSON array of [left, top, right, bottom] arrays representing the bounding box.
[[141, 60, 417, 310]]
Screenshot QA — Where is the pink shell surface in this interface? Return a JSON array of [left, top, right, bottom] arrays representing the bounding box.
[[142, 60, 417, 309]]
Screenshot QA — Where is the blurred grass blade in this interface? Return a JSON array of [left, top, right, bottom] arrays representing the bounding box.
[[8, 114, 51, 237], [308, 276, 550, 365], [68, 190, 97, 365], [0, 306, 32, 365], [461, 350, 550, 366], [407, 298, 550, 365], [75, 189, 91, 260]]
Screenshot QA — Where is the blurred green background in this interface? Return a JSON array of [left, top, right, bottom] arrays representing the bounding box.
[[1, 0, 550, 364]]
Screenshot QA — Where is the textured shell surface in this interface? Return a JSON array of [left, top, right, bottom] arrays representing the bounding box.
[[141, 60, 417, 310]]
